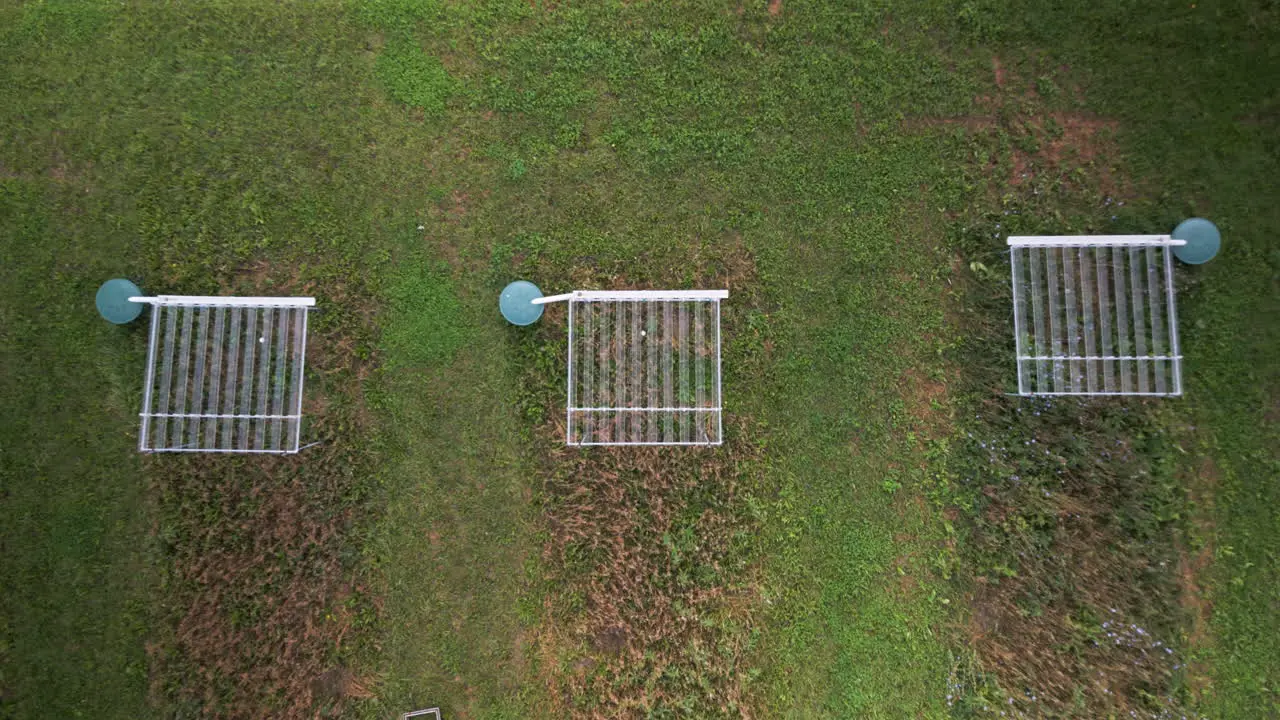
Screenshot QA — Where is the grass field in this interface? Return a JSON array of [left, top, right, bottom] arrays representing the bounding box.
[[1, 0, 1276, 718]]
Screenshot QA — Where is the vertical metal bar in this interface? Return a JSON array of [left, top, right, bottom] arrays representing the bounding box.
[[1009, 247, 1029, 395], [255, 308, 273, 450], [596, 301, 608, 441], [1129, 247, 1149, 393], [1146, 246, 1167, 394], [631, 299, 642, 442], [287, 308, 305, 451], [714, 299, 723, 444], [566, 299, 575, 445], [1113, 246, 1132, 393], [647, 301, 658, 442], [1095, 246, 1115, 391], [663, 300, 674, 442], [138, 304, 162, 451], [1029, 247, 1047, 392], [580, 302, 593, 444], [695, 300, 706, 443], [291, 308, 308, 452], [222, 307, 242, 448], [1046, 247, 1064, 392], [1163, 247, 1183, 395], [270, 307, 288, 450], [171, 306, 194, 449], [679, 300, 690, 442], [188, 307, 210, 447], [1079, 247, 1097, 393], [238, 308, 257, 450], [154, 306, 178, 450], [204, 307, 226, 448], [1062, 247, 1080, 392], [613, 300, 624, 442]]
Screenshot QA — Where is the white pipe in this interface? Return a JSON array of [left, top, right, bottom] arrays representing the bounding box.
[[531, 290, 730, 304], [530, 293, 575, 305], [129, 295, 316, 307], [1007, 235, 1186, 247], [571, 290, 729, 301]]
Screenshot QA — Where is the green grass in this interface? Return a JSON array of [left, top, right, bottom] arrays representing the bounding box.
[[1, 0, 1276, 717], [0, 1, 442, 714], [350, 2, 980, 713], [363, 237, 540, 717], [374, 39, 456, 115], [0, 176, 155, 719], [945, 3, 1280, 714]]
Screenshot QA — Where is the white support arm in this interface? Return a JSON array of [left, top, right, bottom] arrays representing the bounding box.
[[530, 293, 575, 305]]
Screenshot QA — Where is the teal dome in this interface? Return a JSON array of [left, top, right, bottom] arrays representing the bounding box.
[[1171, 218, 1220, 265], [500, 281, 544, 326], [96, 279, 144, 324]]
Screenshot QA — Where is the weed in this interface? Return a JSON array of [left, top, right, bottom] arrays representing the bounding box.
[[355, 0, 442, 32], [380, 256, 468, 370], [375, 39, 456, 115], [13, 0, 110, 44]]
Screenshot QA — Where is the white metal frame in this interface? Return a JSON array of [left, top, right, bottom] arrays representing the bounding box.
[[1008, 236, 1182, 397], [541, 289, 727, 446], [402, 710, 441, 720], [132, 295, 315, 453]]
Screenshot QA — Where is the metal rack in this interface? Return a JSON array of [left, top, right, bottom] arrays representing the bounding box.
[[132, 295, 315, 453], [551, 290, 727, 446], [1008, 236, 1182, 396]]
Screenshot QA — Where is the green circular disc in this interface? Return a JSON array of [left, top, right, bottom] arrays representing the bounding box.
[[96, 278, 144, 324], [499, 280, 544, 326], [1171, 218, 1221, 264]]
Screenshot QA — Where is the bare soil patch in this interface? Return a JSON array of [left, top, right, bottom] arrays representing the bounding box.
[[905, 58, 1131, 198]]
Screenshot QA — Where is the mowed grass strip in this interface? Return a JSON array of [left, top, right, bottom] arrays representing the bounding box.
[[0, 174, 156, 719], [0, 1, 458, 715], [350, 1, 986, 715], [935, 2, 1279, 715]]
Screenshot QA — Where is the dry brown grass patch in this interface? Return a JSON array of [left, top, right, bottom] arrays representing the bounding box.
[[533, 437, 763, 718], [146, 265, 379, 718], [148, 442, 376, 717], [1176, 456, 1220, 698]]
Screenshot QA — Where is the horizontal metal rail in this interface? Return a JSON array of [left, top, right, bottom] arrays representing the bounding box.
[[1008, 235, 1186, 247], [140, 412, 302, 419], [130, 295, 316, 307], [574, 440, 725, 447], [570, 406, 721, 412], [1014, 391, 1182, 397], [141, 447, 305, 454], [1016, 355, 1182, 361], [541, 289, 729, 304]]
